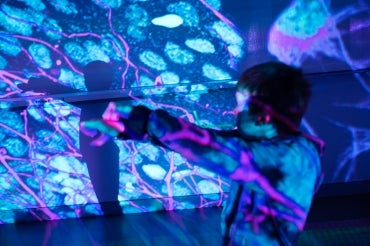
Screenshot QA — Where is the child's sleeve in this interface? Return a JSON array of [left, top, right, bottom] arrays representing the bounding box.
[[145, 109, 258, 181]]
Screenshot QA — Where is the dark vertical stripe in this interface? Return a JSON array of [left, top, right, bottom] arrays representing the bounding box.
[[223, 184, 243, 245]]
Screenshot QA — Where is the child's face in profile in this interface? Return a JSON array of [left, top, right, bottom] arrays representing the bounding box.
[[235, 89, 278, 139]]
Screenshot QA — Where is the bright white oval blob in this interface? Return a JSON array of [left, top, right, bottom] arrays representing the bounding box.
[[151, 14, 184, 28]]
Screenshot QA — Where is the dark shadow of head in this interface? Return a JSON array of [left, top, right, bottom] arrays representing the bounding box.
[[83, 61, 114, 91]]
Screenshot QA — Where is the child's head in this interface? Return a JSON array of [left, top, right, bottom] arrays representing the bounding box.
[[236, 61, 311, 135]]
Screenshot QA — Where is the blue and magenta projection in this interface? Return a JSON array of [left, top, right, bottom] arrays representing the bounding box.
[[0, 0, 369, 223]]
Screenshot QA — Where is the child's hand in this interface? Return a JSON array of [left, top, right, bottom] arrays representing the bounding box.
[[102, 102, 133, 121], [80, 102, 132, 146], [80, 119, 125, 146]]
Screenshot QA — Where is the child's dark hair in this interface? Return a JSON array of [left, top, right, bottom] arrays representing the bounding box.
[[237, 61, 311, 133]]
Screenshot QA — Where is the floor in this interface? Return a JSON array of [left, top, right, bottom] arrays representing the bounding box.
[[1, 201, 370, 246]]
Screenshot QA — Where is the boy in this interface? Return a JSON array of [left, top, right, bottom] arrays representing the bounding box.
[[81, 61, 323, 245]]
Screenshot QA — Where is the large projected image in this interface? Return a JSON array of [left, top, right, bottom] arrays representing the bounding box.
[[0, 0, 242, 223], [0, 0, 369, 223]]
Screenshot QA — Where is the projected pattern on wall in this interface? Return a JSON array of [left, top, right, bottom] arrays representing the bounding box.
[[268, 0, 370, 182], [0, 0, 241, 223], [0, 0, 369, 223]]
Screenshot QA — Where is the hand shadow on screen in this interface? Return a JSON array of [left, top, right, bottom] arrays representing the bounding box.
[[18, 61, 123, 217]]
